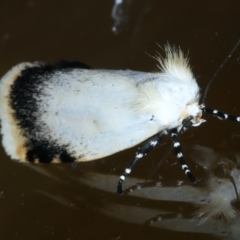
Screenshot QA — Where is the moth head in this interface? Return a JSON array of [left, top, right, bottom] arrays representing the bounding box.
[[183, 102, 206, 127]]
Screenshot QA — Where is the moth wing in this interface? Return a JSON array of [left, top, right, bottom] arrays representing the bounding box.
[[40, 69, 162, 161], [0, 65, 164, 162]]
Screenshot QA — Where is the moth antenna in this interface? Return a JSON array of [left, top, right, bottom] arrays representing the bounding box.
[[202, 39, 240, 105]]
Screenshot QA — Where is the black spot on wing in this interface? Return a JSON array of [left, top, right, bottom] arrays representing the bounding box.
[[9, 61, 88, 163], [59, 150, 76, 162], [26, 140, 55, 163], [26, 139, 76, 163]]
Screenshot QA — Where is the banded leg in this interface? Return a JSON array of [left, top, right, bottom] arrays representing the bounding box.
[[117, 129, 169, 194], [205, 108, 240, 122], [170, 128, 197, 183]]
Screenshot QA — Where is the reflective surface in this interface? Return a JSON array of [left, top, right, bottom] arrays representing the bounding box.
[[1, 1, 240, 239]]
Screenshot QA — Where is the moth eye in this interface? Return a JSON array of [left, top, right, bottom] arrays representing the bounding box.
[[182, 118, 192, 128]]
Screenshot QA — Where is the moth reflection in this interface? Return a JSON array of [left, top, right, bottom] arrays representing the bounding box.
[[30, 145, 240, 239]]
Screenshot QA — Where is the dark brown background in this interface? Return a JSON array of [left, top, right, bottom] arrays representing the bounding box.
[[0, 0, 240, 239]]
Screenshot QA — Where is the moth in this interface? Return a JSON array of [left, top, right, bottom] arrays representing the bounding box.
[[79, 145, 240, 225], [0, 43, 239, 194]]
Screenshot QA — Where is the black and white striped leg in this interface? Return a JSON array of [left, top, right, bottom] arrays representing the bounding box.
[[205, 108, 240, 122], [170, 128, 197, 183], [117, 129, 169, 194]]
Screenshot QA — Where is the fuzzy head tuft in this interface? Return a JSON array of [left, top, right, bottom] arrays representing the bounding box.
[[155, 44, 194, 83]]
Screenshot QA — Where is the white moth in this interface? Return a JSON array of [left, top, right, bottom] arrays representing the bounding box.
[[0, 43, 239, 193], [0, 46, 203, 162]]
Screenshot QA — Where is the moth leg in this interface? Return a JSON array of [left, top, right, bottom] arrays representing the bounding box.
[[205, 108, 240, 122], [170, 128, 197, 183], [117, 130, 169, 194]]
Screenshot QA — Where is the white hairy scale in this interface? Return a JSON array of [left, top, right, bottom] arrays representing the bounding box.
[[0, 46, 202, 162]]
